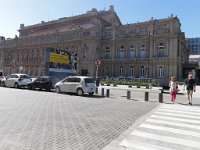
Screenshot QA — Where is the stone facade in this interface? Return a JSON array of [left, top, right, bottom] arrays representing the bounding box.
[[0, 6, 188, 81]]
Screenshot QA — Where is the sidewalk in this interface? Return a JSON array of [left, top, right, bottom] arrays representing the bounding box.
[[97, 85, 200, 105]]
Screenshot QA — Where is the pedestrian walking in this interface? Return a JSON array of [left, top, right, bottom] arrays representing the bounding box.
[[183, 74, 196, 105], [169, 76, 178, 103]]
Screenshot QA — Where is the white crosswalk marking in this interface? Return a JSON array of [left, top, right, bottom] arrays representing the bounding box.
[[119, 104, 200, 150], [157, 108, 200, 116], [120, 139, 176, 150], [139, 123, 200, 138]]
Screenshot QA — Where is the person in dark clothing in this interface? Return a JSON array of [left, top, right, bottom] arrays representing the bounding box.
[[184, 74, 196, 105]]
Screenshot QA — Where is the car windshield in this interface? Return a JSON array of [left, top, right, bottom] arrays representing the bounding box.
[[20, 75, 30, 79], [84, 78, 94, 83]]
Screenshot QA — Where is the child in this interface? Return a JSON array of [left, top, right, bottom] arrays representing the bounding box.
[[169, 76, 178, 103]]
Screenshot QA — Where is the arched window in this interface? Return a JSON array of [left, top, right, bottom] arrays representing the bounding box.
[[140, 66, 145, 77], [129, 66, 134, 77]]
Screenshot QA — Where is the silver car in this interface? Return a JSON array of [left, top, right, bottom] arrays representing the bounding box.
[[1, 73, 32, 88], [55, 76, 96, 96]]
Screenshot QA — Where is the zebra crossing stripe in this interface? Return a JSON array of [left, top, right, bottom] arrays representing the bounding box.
[[155, 111, 200, 120], [139, 123, 200, 137], [151, 114, 200, 124], [146, 118, 200, 130], [131, 130, 200, 149], [157, 108, 200, 116], [161, 105, 200, 112], [120, 139, 176, 150]]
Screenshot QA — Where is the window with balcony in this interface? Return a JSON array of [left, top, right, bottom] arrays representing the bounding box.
[[129, 46, 136, 59], [104, 47, 110, 59], [157, 43, 165, 57], [119, 46, 125, 60], [140, 45, 146, 59], [158, 66, 164, 78]]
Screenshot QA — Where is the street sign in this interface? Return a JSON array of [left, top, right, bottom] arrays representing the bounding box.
[[95, 59, 101, 66]]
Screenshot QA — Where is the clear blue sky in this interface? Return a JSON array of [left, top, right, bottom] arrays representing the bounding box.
[[0, 0, 200, 38]]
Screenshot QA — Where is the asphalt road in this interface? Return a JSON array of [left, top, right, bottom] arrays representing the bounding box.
[[0, 87, 158, 150]]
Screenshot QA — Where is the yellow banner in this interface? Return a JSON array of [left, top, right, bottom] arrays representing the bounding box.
[[50, 52, 69, 64]]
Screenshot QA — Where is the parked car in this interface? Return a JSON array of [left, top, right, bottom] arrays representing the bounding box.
[[55, 76, 96, 96], [0, 70, 4, 86], [1, 73, 32, 88], [27, 76, 59, 91]]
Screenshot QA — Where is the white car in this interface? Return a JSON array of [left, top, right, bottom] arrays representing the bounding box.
[[1, 73, 32, 88], [55, 76, 96, 96], [0, 70, 4, 85]]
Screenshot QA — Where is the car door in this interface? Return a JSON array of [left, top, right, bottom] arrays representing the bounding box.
[[33, 77, 42, 89], [10, 74, 18, 87], [41, 77, 49, 89], [58, 78, 69, 92], [70, 77, 81, 93], [63, 78, 74, 92], [4, 75, 12, 87]]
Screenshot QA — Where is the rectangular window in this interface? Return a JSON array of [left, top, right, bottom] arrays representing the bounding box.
[[158, 66, 164, 78], [157, 24, 167, 29], [119, 67, 124, 76], [129, 67, 134, 77], [129, 48, 135, 59], [140, 67, 145, 77], [157, 46, 165, 57], [83, 31, 90, 36], [140, 50, 146, 59]]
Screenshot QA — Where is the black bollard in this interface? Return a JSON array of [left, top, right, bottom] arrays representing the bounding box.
[[127, 91, 131, 100], [106, 89, 110, 97], [95, 87, 98, 94], [159, 93, 163, 103], [101, 88, 104, 97], [145, 92, 149, 101]]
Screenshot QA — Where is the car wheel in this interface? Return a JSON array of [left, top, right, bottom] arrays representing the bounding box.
[[56, 86, 61, 93], [27, 85, 32, 90], [14, 83, 19, 88], [89, 92, 94, 96], [1, 81, 6, 87], [76, 88, 83, 96]]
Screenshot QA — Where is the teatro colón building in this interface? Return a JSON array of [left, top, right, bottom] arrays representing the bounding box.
[[0, 5, 188, 81]]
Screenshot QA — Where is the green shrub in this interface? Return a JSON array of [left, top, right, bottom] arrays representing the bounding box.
[[100, 79, 159, 87]]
